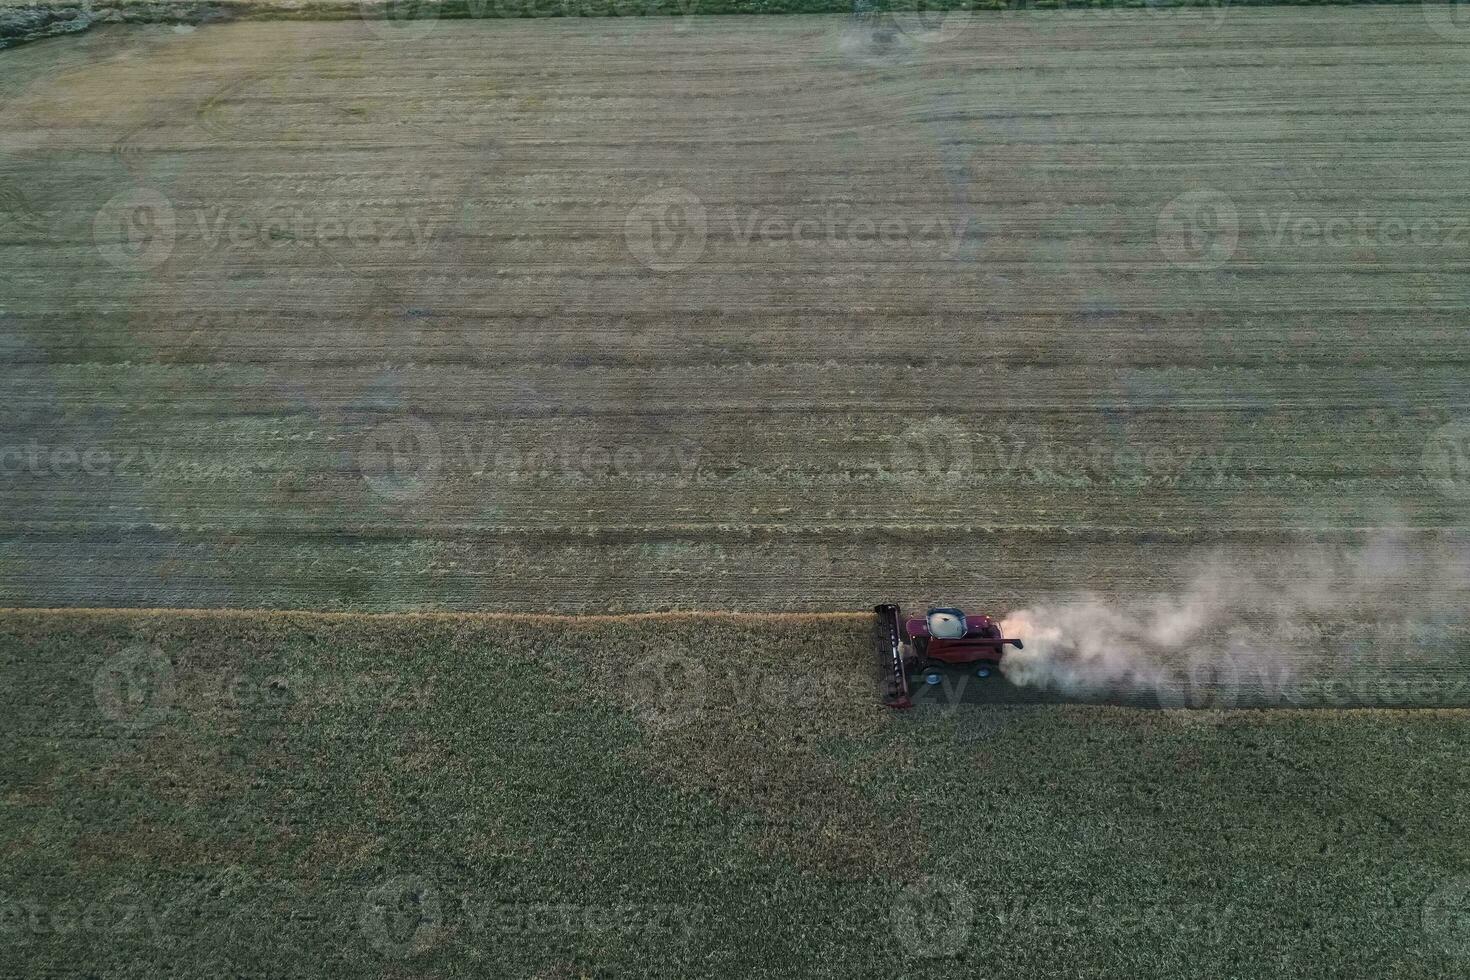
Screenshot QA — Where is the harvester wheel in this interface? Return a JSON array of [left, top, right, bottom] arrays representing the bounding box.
[[921, 668, 945, 687], [975, 665, 994, 679]]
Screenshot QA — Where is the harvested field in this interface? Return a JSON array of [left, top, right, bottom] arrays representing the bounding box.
[[1, 7, 1467, 615], [3, 608, 1470, 977]]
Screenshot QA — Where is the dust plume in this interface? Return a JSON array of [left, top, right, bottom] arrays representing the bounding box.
[[997, 533, 1469, 704]]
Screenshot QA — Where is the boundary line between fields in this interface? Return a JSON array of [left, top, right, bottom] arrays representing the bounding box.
[[0, 606, 874, 624]]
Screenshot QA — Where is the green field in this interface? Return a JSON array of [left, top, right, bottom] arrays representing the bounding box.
[[4, 609, 1469, 976]]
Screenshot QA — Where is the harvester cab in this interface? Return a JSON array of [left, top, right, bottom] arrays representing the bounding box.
[[876, 603, 1025, 708]]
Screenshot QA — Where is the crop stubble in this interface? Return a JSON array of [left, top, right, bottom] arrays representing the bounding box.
[[1, 9, 1468, 613]]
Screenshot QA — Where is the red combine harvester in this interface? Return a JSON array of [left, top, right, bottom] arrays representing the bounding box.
[[875, 603, 1025, 708]]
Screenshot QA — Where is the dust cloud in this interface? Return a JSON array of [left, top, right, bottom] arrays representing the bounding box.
[[997, 533, 1469, 705]]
